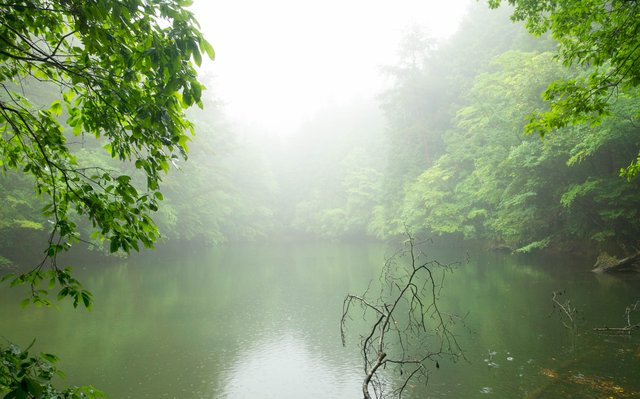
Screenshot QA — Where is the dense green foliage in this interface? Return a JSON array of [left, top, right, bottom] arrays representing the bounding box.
[[253, 2, 639, 253], [487, 0, 640, 178], [5, 1, 636, 258], [0, 0, 212, 299], [0, 343, 102, 399], [145, 2, 640, 253], [366, 2, 640, 252], [0, 0, 212, 396]]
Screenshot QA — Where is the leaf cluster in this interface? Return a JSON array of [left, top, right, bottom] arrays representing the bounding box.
[[0, 342, 102, 399], [486, 0, 640, 175], [0, 0, 213, 303]]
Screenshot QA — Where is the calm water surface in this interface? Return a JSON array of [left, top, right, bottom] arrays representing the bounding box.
[[1, 241, 639, 398]]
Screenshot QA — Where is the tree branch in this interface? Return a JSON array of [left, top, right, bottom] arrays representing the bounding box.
[[341, 232, 465, 398]]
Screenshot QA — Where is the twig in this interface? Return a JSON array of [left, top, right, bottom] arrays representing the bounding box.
[[593, 300, 640, 334], [341, 231, 464, 398], [551, 291, 577, 331]]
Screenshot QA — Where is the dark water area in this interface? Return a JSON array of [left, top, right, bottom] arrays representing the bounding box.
[[1, 242, 639, 398]]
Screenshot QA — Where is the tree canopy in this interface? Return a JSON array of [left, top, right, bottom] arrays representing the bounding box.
[[486, 0, 640, 178], [360, 2, 640, 253], [0, 0, 213, 306]]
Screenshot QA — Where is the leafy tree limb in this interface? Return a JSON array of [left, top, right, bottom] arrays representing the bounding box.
[[0, 0, 213, 305], [1, 1, 213, 396], [0, 341, 103, 399], [486, 0, 640, 177]]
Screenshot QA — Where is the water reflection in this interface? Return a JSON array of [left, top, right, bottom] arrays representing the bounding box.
[[399, 250, 640, 398], [219, 330, 360, 398], [0, 243, 638, 398]]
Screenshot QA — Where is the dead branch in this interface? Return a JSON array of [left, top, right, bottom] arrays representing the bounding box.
[[341, 232, 465, 399], [593, 300, 640, 334], [551, 290, 578, 331]]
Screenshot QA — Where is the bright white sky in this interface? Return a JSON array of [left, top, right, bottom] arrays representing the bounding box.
[[191, 0, 471, 136]]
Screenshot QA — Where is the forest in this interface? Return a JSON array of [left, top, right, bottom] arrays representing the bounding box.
[[3, 2, 640, 265], [1, 0, 640, 398]]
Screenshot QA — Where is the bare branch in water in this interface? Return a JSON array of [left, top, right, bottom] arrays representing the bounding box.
[[341, 232, 466, 399]]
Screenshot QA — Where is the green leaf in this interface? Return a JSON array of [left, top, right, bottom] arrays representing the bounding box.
[[5, 388, 28, 399], [192, 48, 202, 66], [50, 100, 62, 116], [81, 290, 92, 309], [41, 352, 59, 363], [109, 238, 119, 253], [23, 377, 44, 397], [199, 38, 215, 60]]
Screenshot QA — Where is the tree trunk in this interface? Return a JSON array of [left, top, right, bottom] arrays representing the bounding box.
[[592, 251, 640, 273]]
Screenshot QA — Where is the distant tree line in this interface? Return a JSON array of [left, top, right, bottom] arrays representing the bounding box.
[[2, 0, 639, 269], [274, 2, 640, 255]]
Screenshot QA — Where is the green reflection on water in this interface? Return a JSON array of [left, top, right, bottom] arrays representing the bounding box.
[[1, 242, 638, 398]]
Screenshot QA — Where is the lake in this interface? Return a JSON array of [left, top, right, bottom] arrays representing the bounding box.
[[1, 241, 639, 398]]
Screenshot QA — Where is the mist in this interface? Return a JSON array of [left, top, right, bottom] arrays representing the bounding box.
[[191, 0, 470, 136], [148, 0, 640, 253], [160, 0, 474, 243], [2, 1, 640, 398]]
